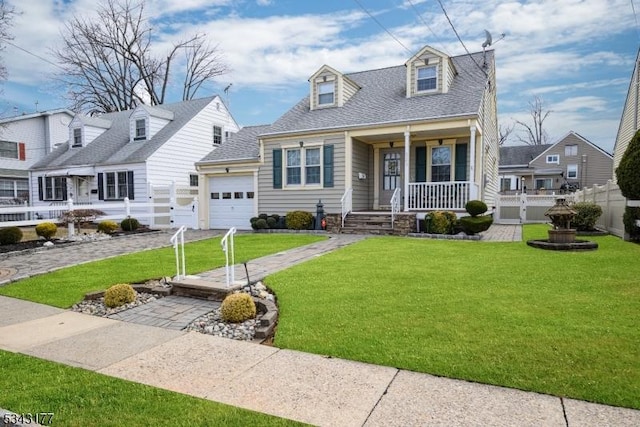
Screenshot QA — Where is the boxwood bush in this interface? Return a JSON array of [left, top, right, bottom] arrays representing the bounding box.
[[424, 211, 457, 234], [459, 215, 493, 235], [285, 211, 314, 230], [571, 202, 602, 231], [0, 227, 23, 245], [35, 222, 57, 240]]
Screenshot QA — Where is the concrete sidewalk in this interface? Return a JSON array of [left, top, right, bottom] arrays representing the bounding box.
[[1, 230, 639, 426]]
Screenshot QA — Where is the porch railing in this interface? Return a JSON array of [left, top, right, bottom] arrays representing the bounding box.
[[170, 225, 187, 280], [407, 181, 479, 211], [341, 187, 352, 227], [390, 187, 401, 228]]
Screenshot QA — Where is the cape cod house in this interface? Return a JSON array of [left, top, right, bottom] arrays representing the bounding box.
[[29, 96, 238, 221], [197, 45, 499, 231]]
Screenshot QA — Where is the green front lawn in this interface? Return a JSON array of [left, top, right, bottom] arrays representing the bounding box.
[[0, 234, 325, 308], [267, 225, 640, 409], [0, 350, 303, 427]]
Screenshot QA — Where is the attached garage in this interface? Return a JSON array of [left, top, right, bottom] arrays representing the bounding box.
[[208, 174, 255, 230]]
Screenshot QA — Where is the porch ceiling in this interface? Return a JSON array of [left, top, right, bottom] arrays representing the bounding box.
[[353, 126, 471, 144]]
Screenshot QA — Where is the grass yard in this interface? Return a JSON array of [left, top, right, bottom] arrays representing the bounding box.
[[0, 350, 303, 427], [267, 225, 640, 409], [0, 234, 325, 308]]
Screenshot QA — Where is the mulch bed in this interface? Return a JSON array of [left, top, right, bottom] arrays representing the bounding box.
[[0, 239, 75, 254]]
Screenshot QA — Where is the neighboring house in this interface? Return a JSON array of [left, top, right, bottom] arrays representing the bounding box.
[[613, 47, 640, 180], [499, 131, 613, 194], [30, 96, 238, 217], [197, 45, 499, 230], [0, 109, 74, 203]]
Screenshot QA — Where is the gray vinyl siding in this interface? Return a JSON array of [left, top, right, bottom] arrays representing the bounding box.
[[342, 78, 359, 105], [351, 139, 372, 210], [613, 51, 639, 177], [311, 71, 337, 110], [258, 135, 345, 215]]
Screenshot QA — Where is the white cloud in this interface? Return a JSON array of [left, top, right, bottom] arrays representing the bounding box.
[[256, 0, 272, 5]]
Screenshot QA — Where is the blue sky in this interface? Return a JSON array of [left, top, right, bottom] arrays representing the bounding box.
[[1, 0, 639, 153]]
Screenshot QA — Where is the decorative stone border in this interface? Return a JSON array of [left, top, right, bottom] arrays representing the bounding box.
[[407, 232, 481, 240]]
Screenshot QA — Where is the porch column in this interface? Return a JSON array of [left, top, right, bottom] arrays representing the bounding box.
[[469, 125, 478, 199], [345, 131, 353, 191], [404, 127, 410, 211]]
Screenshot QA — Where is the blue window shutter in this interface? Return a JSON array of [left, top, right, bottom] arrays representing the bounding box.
[[127, 171, 135, 200], [415, 146, 426, 182], [97, 173, 104, 200], [455, 143, 468, 181], [273, 149, 282, 189], [323, 144, 334, 188]]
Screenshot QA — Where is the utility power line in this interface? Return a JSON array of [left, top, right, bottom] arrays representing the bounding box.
[[351, 0, 413, 55]]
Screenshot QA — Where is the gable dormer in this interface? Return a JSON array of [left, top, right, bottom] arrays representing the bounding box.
[[309, 65, 361, 111], [405, 46, 457, 98], [68, 114, 111, 148], [129, 105, 174, 142]]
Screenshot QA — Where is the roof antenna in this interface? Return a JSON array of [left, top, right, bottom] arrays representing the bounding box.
[[223, 83, 232, 110]]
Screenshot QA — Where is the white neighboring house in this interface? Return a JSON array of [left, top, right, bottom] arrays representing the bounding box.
[[0, 109, 74, 203], [29, 96, 238, 221]]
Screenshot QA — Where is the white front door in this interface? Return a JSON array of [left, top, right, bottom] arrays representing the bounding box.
[[208, 175, 255, 230], [72, 177, 92, 204]]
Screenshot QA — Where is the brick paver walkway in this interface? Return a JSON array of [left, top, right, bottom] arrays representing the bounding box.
[[108, 296, 219, 330]]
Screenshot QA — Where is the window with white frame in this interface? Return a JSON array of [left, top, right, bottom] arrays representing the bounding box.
[[317, 82, 334, 106], [213, 125, 222, 145], [105, 171, 130, 199], [0, 140, 18, 159], [286, 147, 321, 186], [567, 164, 578, 179], [134, 119, 146, 140], [546, 154, 559, 164], [43, 177, 66, 201], [2, 179, 28, 199], [535, 178, 552, 190], [431, 146, 451, 182], [565, 145, 578, 156], [500, 177, 513, 192], [0, 179, 14, 197], [72, 128, 82, 147], [417, 65, 437, 92]]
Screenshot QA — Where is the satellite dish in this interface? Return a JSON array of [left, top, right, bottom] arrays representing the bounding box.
[[482, 30, 492, 49]]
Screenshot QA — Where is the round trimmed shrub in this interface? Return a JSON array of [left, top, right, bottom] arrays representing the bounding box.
[[120, 217, 140, 231], [97, 220, 119, 234], [424, 211, 457, 234], [258, 213, 269, 220], [221, 292, 256, 323], [254, 218, 268, 229], [104, 283, 136, 308], [571, 202, 602, 231], [465, 200, 488, 217], [266, 216, 277, 228], [459, 215, 493, 235], [0, 227, 23, 245], [285, 210, 314, 230], [250, 217, 259, 230], [35, 222, 57, 240]]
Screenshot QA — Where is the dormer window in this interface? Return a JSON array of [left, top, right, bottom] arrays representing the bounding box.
[[72, 128, 82, 147], [317, 81, 335, 106], [417, 65, 437, 92], [134, 119, 146, 140]]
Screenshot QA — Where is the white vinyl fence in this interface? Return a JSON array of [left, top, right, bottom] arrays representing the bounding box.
[[0, 183, 198, 231], [494, 180, 628, 239]]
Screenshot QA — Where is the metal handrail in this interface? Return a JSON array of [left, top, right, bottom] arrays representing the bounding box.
[[169, 225, 187, 280], [221, 227, 237, 287], [341, 187, 352, 227], [390, 187, 401, 228]]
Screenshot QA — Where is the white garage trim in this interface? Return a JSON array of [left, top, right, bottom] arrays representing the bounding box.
[[208, 174, 256, 230]]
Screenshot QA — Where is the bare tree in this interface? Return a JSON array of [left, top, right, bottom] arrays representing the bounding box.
[[53, 0, 229, 114], [498, 123, 514, 146], [0, 0, 17, 83], [514, 96, 552, 146]]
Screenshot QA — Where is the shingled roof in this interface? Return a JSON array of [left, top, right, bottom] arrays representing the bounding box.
[[199, 124, 270, 164], [263, 50, 493, 136], [31, 96, 216, 170], [499, 144, 552, 166]]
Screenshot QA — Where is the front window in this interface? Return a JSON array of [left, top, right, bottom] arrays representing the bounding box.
[[105, 171, 129, 199], [189, 174, 199, 187], [317, 82, 334, 106], [500, 178, 512, 192], [546, 154, 559, 164], [567, 164, 578, 179], [565, 145, 578, 156], [431, 146, 451, 182], [285, 147, 322, 187], [213, 125, 222, 145], [43, 177, 66, 201], [417, 66, 437, 92], [535, 178, 552, 190], [0, 140, 18, 159], [0, 179, 14, 198], [134, 119, 146, 140], [72, 128, 83, 147]]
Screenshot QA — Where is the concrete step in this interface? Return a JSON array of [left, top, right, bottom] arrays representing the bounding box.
[[170, 277, 243, 300]]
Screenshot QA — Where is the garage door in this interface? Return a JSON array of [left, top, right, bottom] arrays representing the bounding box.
[[209, 175, 255, 230]]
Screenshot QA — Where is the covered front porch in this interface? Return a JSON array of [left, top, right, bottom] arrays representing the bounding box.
[[342, 119, 483, 218]]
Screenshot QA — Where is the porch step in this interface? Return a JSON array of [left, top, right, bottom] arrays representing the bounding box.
[[170, 277, 243, 300], [341, 213, 395, 235]]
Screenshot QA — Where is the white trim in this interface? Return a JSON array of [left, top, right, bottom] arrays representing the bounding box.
[[546, 154, 560, 164], [415, 64, 438, 94]]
